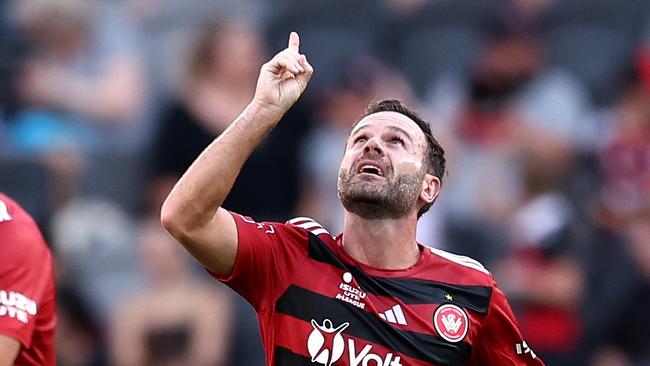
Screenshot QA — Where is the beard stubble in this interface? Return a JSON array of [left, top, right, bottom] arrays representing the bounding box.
[[337, 161, 424, 220]]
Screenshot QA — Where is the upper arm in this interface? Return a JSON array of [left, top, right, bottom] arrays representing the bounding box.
[[0, 335, 20, 366], [207, 213, 312, 310], [162, 207, 238, 277]]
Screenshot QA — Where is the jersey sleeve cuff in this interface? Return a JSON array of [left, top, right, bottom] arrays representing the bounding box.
[[205, 210, 246, 283]]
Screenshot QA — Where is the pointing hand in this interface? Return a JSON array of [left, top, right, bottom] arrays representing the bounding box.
[[253, 32, 314, 113]]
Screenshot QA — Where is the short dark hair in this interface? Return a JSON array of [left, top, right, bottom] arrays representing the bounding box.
[[356, 99, 446, 217]]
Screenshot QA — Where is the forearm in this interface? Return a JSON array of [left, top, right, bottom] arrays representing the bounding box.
[[162, 101, 284, 230]]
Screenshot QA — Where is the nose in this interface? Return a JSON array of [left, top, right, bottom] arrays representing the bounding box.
[[363, 137, 384, 156]]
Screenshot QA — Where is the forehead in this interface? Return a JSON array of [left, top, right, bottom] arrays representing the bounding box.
[[351, 111, 426, 142]]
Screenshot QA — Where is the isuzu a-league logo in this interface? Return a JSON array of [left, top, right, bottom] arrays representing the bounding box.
[[336, 272, 367, 309]]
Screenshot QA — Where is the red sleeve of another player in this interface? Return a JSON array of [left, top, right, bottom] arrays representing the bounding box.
[[0, 205, 51, 348], [210, 212, 310, 311], [468, 283, 545, 366]]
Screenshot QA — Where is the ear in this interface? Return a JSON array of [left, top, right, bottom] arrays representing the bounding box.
[[420, 174, 441, 204]]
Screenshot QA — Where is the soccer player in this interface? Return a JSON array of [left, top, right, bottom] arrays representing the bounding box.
[[0, 193, 56, 366], [162, 32, 544, 365]]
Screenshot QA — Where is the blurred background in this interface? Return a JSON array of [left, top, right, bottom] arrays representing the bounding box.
[[1, 0, 649, 365]]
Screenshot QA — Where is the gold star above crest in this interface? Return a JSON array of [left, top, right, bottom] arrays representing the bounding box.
[[445, 293, 453, 301]]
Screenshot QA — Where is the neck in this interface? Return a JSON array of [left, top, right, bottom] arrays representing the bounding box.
[[341, 212, 420, 270]]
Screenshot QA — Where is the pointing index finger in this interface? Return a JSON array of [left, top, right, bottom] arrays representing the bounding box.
[[288, 32, 300, 52]]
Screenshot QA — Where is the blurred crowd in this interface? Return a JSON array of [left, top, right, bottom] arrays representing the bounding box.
[[1, 0, 649, 365]]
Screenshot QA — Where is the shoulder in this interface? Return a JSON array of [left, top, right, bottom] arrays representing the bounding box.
[[228, 213, 335, 247], [425, 246, 493, 286]]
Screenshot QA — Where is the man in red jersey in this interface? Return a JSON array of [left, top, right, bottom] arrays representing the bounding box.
[[0, 193, 56, 366], [162, 32, 544, 365]]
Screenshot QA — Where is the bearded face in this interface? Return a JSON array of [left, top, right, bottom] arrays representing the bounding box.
[[337, 111, 436, 220], [337, 152, 426, 220]]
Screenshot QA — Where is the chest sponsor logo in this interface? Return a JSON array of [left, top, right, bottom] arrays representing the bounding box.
[[308, 318, 403, 366], [433, 304, 469, 343], [336, 272, 366, 310], [307, 319, 348, 366], [0, 290, 37, 324]]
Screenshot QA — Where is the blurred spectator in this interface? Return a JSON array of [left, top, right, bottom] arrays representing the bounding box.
[[582, 48, 650, 366], [149, 20, 313, 220], [1, 0, 150, 221], [579, 222, 638, 366], [56, 283, 104, 366], [51, 199, 143, 326], [125, 0, 270, 110], [611, 214, 650, 365], [8, 0, 147, 153], [110, 219, 233, 366], [598, 49, 650, 223], [580, 214, 650, 366], [459, 31, 577, 203], [496, 152, 585, 365], [425, 20, 588, 265]]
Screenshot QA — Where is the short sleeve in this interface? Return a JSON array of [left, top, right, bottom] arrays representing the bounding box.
[[0, 201, 52, 348], [468, 282, 546, 366], [209, 212, 310, 311]]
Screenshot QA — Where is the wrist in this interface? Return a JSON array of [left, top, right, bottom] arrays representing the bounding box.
[[248, 99, 286, 122]]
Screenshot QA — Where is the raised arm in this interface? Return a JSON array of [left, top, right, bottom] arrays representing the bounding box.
[[160, 32, 313, 276]]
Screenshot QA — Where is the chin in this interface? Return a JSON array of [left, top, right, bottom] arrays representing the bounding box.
[[350, 177, 387, 192], [349, 193, 385, 206], [340, 192, 401, 220], [346, 185, 387, 202], [345, 201, 407, 220]]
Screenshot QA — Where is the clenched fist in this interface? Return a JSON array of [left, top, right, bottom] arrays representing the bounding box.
[[253, 32, 314, 113]]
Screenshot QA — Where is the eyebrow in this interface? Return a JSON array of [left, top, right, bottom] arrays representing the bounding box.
[[351, 125, 414, 143]]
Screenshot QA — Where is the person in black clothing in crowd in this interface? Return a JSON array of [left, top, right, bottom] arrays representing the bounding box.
[[150, 20, 313, 221]]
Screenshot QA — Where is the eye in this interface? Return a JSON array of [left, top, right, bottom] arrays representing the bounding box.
[[389, 136, 405, 145], [353, 135, 367, 144]]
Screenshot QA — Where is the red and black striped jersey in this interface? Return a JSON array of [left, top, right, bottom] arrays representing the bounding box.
[[211, 212, 545, 366]]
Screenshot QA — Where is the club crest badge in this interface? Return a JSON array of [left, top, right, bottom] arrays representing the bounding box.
[[433, 304, 469, 343]]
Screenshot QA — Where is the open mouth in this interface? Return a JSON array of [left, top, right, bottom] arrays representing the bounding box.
[[358, 164, 384, 177]]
